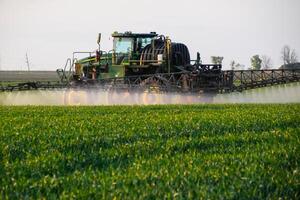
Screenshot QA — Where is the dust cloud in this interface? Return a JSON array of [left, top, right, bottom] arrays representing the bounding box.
[[0, 83, 299, 105]]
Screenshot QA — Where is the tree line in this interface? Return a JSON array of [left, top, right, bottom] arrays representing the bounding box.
[[210, 45, 298, 70]]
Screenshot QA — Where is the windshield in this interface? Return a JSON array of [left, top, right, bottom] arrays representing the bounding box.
[[138, 38, 152, 48], [113, 37, 133, 53]]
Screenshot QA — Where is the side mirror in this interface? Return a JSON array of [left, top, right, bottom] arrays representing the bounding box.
[[97, 33, 101, 44]]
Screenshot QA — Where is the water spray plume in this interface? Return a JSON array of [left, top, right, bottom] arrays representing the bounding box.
[[0, 83, 299, 105]]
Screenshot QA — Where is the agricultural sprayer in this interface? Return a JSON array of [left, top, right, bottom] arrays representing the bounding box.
[[1, 31, 300, 92]]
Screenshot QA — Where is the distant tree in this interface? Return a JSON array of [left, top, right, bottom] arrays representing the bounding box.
[[235, 63, 245, 70], [230, 60, 236, 70], [261, 55, 272, 69], [250, 55, 262, 70], [211, 56, 224, 65], [280, 63, 300, 69], [281, 45, 298, 65]]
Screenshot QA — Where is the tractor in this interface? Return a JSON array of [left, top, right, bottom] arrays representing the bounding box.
[[57, 31, 222, 92]]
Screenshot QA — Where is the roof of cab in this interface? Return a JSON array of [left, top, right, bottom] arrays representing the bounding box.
[[111, 31, 158, 38]]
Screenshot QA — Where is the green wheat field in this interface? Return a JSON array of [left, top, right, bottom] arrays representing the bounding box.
[[0, 104, 299, 199]]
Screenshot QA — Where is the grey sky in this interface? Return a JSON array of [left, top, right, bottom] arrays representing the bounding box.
[[0, 0, 299, 70]]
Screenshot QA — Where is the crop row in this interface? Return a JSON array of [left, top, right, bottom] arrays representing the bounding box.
[[0, 104, 299, 199]]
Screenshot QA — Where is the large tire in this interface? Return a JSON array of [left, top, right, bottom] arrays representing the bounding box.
[[140, 41, 190, 72]]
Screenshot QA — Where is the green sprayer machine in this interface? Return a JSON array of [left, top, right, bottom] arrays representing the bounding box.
[[1, 31, 300, 92], [57, 31, 222, 93]]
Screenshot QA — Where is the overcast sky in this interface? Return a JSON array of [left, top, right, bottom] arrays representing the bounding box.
[[0, 0, 299, 70]]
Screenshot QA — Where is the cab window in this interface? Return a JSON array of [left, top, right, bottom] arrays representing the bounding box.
[[113, 38, 133, 53]]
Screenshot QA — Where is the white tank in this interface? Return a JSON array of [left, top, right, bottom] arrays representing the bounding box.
[[157, 54, 163, 65]]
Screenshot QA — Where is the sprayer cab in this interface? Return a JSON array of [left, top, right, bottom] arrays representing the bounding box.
[[73, 31, 192, 81], [112, 32, 157, 54], [111, 31, 160, 70], [110, 31, 191, 75]]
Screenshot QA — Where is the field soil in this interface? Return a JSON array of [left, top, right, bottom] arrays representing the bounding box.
[[0, 71, 59, 82]]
